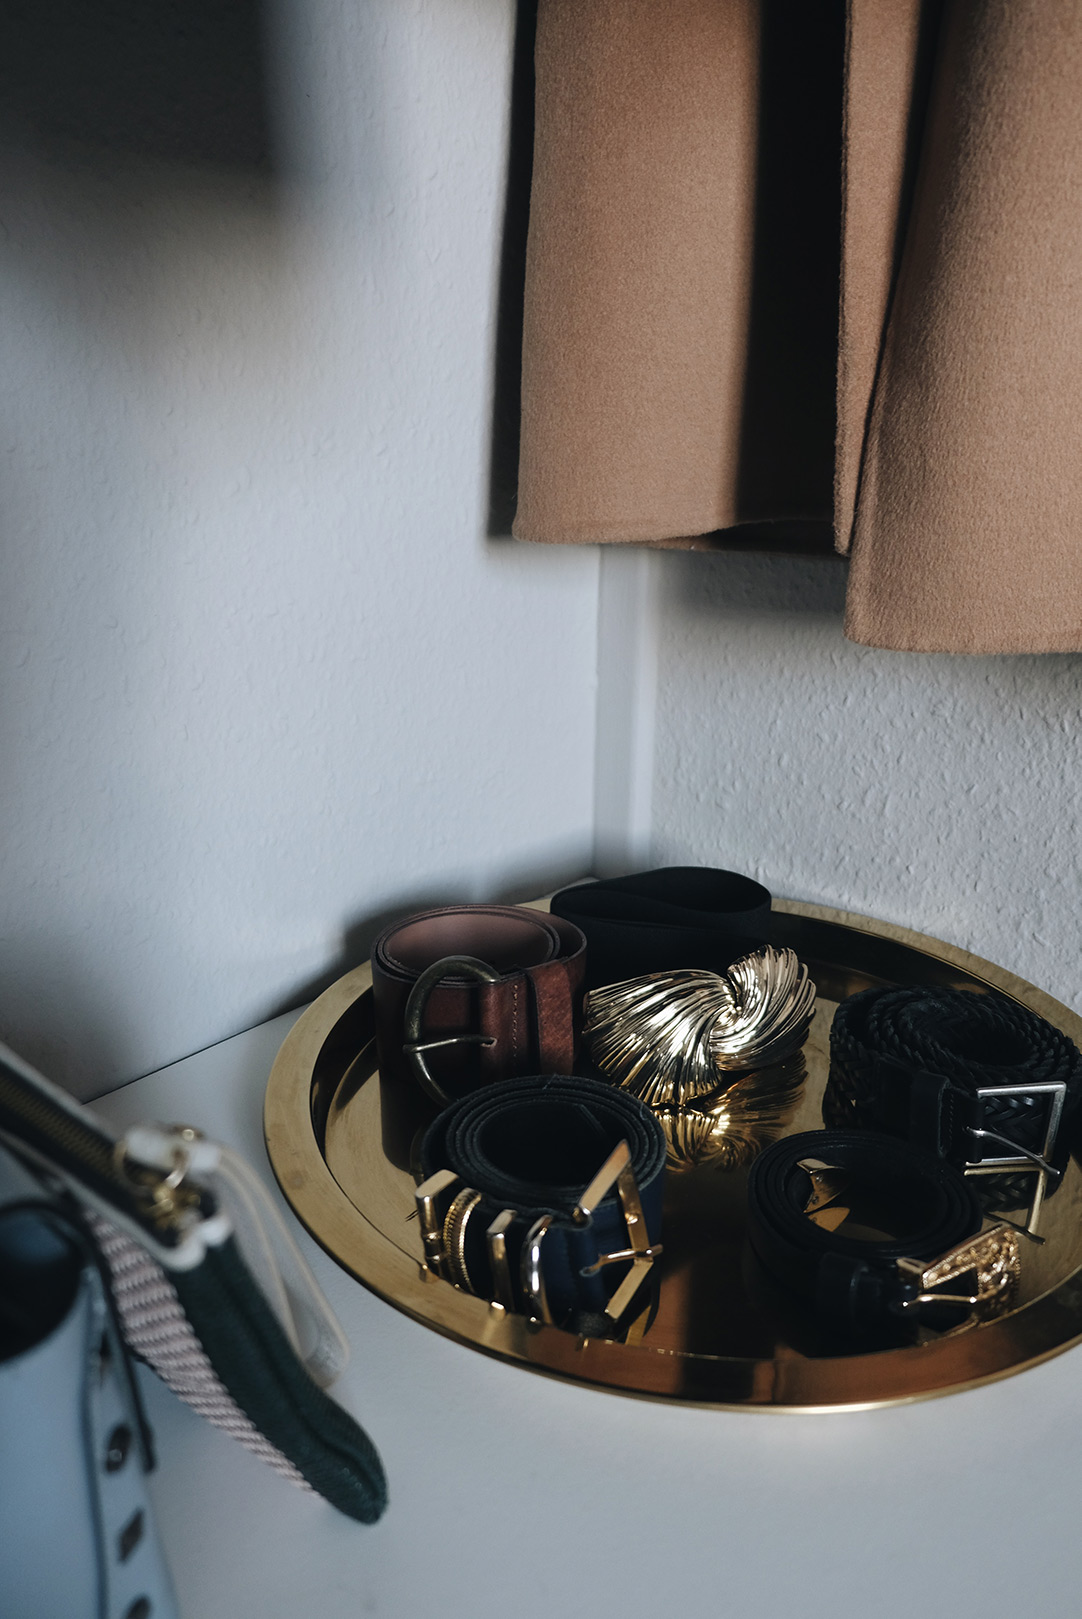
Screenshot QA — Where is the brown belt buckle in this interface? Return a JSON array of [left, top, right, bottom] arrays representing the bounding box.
[[402, 954, 501, 1106]]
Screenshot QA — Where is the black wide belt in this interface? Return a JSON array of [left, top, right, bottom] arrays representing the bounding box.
[[550, 866, 772, 990], [746, 1130, 1017, 1343], [416, 1075, 666, 1336], [371, 905, 586, 1102], [827, 986, 1082, 1230]]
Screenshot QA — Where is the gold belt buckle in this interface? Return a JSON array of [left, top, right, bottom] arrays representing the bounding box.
[[520, 1139, 663, 1327], [414, 1139, 662, 1330], [896, 1224, 1021, 1330]]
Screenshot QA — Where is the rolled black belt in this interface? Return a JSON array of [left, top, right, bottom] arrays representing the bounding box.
[[416, 1075, 666, 1336], [826, 986, 1082, 1227], [550, 867, 771, 990], [371, 906, 586, 1102], [746, 1130, 1017, 1343]]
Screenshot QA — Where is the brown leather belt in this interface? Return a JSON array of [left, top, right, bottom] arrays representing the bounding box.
[[371, 905, 587, 1102]]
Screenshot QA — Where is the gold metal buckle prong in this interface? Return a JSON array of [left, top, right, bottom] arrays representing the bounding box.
[[580, 1244, 664, 1275], [521, 1216, 555, 1325], [571, 1140, 662, 1324], [486, 1209, 516, 1314], [573, 1139, 632, 1224], [414, 1168, 461, 1278]]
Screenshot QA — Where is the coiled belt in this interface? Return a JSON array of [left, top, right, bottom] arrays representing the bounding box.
[[827, 986, 1082, 1230], [371, 906, 586, 1102], [746, 1130, 1017, 1342], [415, 1075, 666, 1335]]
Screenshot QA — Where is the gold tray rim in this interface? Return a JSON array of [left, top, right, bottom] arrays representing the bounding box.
[[263, 899, 1082, 1412]]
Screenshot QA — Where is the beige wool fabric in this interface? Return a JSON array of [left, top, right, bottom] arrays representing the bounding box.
[[514, 0, 1082, 654]]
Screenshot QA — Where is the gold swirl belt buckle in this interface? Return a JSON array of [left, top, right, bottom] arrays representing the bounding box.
[[583, 946, 817, 1108]]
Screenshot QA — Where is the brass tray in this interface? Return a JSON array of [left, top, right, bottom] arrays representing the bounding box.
[[264, 900, 1082, 1410]]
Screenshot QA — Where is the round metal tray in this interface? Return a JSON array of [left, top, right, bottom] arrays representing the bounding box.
[[264, 899, 1082, 1410]]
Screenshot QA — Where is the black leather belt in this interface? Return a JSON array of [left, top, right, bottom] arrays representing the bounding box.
[[746, 1130, 1017, 1343], [827, 986, 1082, 1231], [550, 867, 772, 989], [415, 1075, 666, 1336], [371, 906, 586, 1102]]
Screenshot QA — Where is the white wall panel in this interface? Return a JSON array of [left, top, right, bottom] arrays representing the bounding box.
[[0, 1, 598, 1097]]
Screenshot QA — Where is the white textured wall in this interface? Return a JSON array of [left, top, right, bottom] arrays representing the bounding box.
[[651, 551, 1082, 1013], [0, 1, 598, 1098]]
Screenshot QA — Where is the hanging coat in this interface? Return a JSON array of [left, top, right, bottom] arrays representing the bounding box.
[[512, 0, 1082, 654]]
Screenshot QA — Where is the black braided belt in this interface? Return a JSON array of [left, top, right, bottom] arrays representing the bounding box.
[[826, 986, 1082, 1227], [416, 1075, 667, 1337], [746, 1130, 1018, 1343]]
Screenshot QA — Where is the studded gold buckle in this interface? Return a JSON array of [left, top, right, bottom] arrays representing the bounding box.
[[896, 1224, 1021, 1329]]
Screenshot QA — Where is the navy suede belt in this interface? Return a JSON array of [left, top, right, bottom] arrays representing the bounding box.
[[416, 1075, 666, 1338]]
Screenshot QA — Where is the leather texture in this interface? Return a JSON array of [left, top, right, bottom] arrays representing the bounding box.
[[826, 985, 1082, 1211], [372, 905, 586, 1097], [420, 1074, 666, 1334], [550, 866, 772, 990], [746, 1128, 982, 1344]]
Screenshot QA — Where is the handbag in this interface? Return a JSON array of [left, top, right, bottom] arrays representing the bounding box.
[[0, 1143, 178, 1619], [0, 1038, 387, 1528]]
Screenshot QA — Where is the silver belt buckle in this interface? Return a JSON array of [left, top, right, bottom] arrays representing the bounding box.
[[401, 955, 500, 1106], [963, 1079, 1067, 1235]]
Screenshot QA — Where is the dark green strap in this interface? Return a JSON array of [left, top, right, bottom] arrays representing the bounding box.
[[171, 1237, 387, 1523]]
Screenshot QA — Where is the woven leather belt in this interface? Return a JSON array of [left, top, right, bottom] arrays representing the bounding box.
[[746, 1130, 1017, 1343], [371, 906, 586, 1103], [826, 986, 1082, 1231], [550, 867, 772, 989], [415, 1075, 666, 1336]]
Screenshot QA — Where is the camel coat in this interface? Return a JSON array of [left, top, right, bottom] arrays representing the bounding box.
[[513, 0, 1082, 654]]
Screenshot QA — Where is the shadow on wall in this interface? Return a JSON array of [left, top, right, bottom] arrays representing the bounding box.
[[0, 0, 276, 172], [665, 548, 850, 618], [488, 0, 537, 537], [259, 846, 591, 1022]]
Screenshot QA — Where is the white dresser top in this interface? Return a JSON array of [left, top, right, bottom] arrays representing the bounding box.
[[96, 1011, 1082, 1619]]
